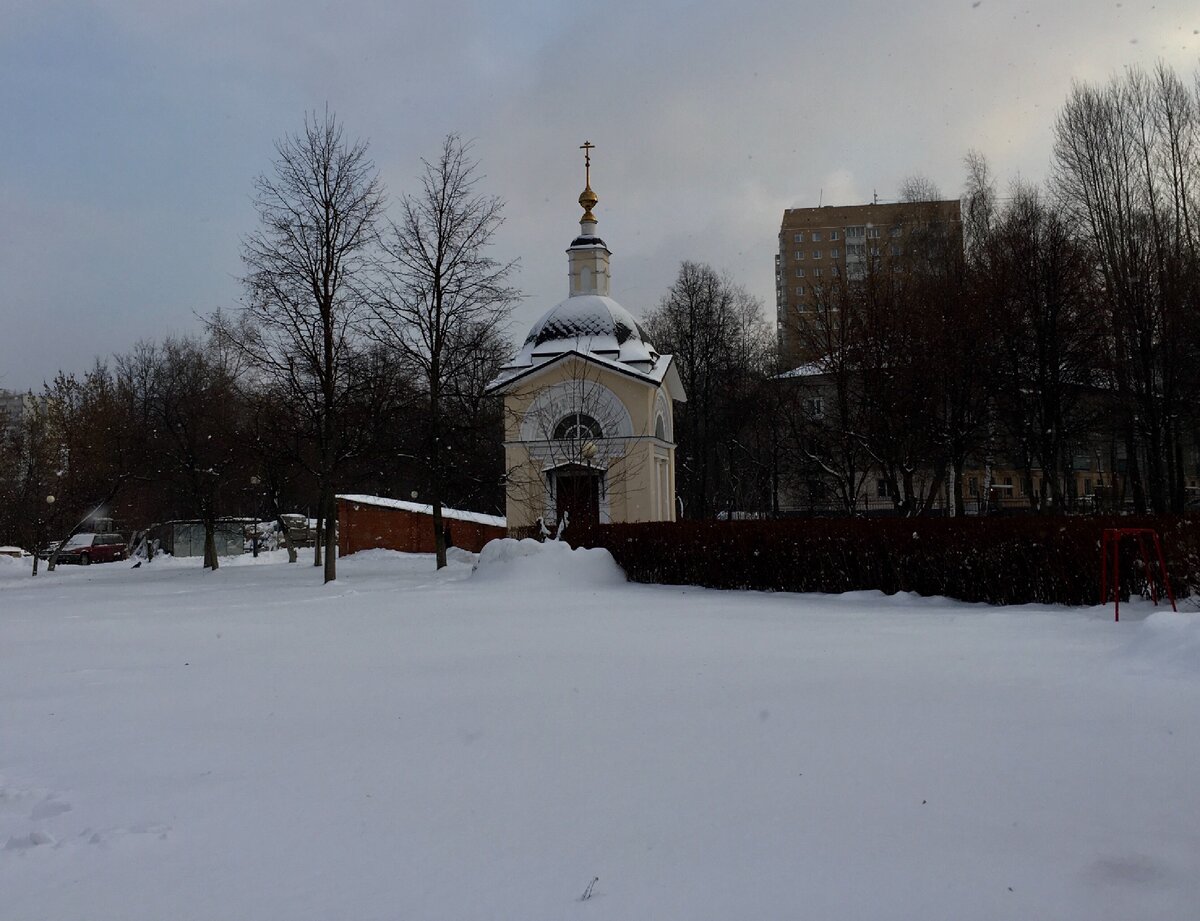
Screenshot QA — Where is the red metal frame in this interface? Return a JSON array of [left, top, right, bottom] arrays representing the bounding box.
[[1100, 528, 1177, 622]]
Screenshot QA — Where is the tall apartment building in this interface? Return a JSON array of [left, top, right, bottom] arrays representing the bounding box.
[[0, 389, 37, 434], [774, 199, 961, 368]]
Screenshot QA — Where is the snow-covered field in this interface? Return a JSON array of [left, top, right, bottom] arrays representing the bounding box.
[[2, 543, 1199, 920]]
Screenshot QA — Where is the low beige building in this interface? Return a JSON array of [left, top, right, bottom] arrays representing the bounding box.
[[487, 149, 686, 531]]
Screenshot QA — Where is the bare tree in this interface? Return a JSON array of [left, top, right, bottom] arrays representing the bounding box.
[[39, 363, 142, 569], [231, 110, 385, 582], [135, 337, 245, 569], [969, 178, 1101, 512], [782, 275, 874, 514], [1052, 64, 1200, 512], [0, 397, 57, 573], [368, 134, 518, 569], [645, 262, 771, 518]]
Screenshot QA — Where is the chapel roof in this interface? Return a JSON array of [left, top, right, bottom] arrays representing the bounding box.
[[486, 144, 685, 401], [487, 294, 666, 391]]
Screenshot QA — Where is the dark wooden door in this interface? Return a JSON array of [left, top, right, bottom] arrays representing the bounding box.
[[555, 471, 600, 528]]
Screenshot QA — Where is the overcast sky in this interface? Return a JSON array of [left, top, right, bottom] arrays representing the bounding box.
[[2, 0, 1198, 390]]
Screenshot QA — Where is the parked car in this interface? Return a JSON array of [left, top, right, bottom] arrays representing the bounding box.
[[52, 532, 128, 565], [279, 514, 315, 547]]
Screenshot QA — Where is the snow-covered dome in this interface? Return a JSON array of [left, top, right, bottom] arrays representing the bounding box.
[[512, 294, 659, 368], [486, 149, 679, 394]]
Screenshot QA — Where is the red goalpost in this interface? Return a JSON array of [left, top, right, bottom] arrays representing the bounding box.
[[1100, 528, 1177, 622]]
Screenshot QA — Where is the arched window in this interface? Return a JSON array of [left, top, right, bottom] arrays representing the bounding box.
[[553, 413, 603, 442], [654, 414, 666, 440]]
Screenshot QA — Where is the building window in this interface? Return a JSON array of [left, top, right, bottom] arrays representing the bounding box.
[[831, 265, 840, 277], [846, 226, 864, 239], [804, 397, 824, 418], [890, 226, 903, 237], [847, 243, 864, 256], [795, 267, 805, 277], [968, 476, 979, 497], [870, 246, 880, 256], [811, 232, 822, 242], [876, 478, 891, 498], [890, 244, 901, 256], [795, 285, 805, 296], [867, 227, 881, 238], [812, 268, 822, 278], [829, 247, 840, 259], [794, 250, 805, 260], [829, 229, 840, 240], [553, 413, 603, 442], [812, 250, 822, 259], [794, 233, 803, 243]]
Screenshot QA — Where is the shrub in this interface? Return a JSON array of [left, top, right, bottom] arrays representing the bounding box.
[[565, 515, 1200, 606]]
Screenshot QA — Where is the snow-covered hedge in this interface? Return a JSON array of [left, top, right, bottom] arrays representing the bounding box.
[[565, 515, 1200, 605]]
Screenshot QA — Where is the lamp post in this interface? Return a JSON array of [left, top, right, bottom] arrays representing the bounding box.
[[249, 476, 261, 557], [33, 494, 55, 577]]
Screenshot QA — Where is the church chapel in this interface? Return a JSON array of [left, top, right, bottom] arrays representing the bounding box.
[[487, 143, 686, 530]]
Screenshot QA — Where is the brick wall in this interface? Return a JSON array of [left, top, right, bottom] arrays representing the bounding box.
[[338, 499, 507, 556]]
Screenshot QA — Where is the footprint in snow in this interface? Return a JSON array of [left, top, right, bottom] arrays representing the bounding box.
[[30, 797, 72, 820]]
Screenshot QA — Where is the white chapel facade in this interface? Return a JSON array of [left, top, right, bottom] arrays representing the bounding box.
[[487, 144, 686, 531]]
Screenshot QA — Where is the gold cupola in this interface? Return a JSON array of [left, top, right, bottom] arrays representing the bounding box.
[[566, 140, 611, 297], [578, 140, 598, 224]]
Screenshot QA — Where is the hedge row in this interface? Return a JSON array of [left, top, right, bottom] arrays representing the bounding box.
[[564, 516, 1200, 606]]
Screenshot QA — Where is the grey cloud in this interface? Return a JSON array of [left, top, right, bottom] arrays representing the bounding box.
[[2, 0, 1197, 387]]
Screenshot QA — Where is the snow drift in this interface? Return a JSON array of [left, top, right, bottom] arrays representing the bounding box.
[[471, 537, 625, 587], [1118, 610, 1200, 677], [0, 553, 28, 582]]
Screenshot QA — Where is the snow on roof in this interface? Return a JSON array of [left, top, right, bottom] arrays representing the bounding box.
[[487, 293, 682, 395], [776, 360, 829, 379], [487, 347, 687, 402], [522, 295, 654, 356], [337, 495, 506, 529]]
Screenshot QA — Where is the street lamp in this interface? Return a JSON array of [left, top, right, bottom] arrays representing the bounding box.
[[249, 476, 262, 557], [33, 494, 55, 577]]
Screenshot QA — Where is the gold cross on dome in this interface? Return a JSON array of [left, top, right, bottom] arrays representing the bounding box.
[[580, 140, 594, 186]]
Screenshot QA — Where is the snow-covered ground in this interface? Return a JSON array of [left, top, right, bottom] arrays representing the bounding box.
[[2, 543, 1199, 920]]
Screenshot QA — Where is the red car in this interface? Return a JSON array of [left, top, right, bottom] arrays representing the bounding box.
[[54, 532, 128, 565]]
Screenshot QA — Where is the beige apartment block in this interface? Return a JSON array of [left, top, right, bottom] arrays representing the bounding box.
[[775, 199, 961, 368]]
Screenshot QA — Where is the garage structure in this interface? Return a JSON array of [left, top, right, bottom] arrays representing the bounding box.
[[337, 495, 506, 556]]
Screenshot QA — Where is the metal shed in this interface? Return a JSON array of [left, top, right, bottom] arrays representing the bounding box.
[[148, 520, 246, 558]]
